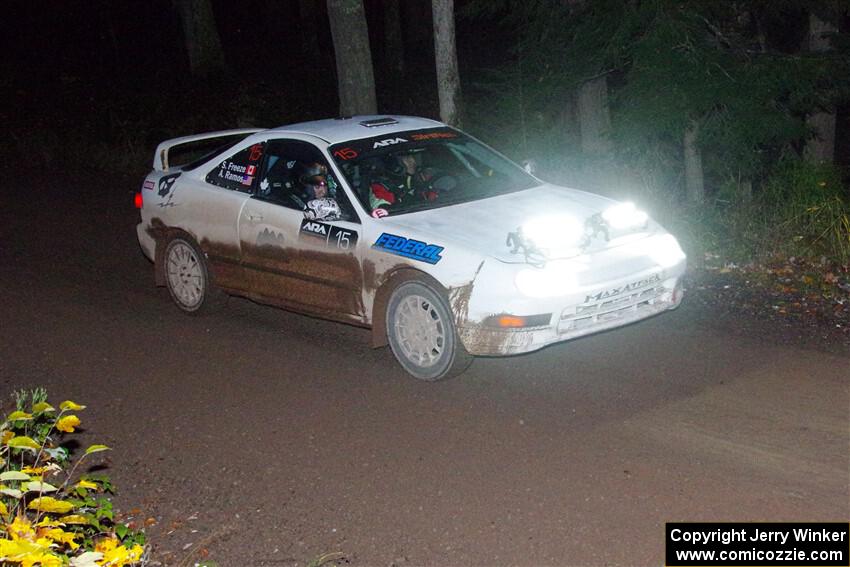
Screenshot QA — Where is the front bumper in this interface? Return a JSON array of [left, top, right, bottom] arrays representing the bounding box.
[[456, 232, 687, 356], [458, 275, 682, 356]]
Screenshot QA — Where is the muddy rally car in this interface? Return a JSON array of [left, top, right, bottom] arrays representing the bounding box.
[[135, 115, 686, 380]]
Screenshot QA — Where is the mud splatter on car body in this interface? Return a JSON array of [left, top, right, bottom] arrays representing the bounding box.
[[136, 115, 686, 378]]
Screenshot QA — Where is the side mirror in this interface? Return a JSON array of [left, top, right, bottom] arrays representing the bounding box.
[[521, 159, 537, 176]]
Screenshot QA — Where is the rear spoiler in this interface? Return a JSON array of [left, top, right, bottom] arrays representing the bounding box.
[[153, 128, 264, 172]]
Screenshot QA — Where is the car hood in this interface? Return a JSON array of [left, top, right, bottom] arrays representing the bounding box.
[[378, 184, 654, 263]]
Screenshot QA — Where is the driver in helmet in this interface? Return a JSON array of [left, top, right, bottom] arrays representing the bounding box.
[[300, 163, 343, 221], [299, 163, 330, 200]]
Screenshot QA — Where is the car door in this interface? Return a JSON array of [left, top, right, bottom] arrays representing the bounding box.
[[175, 141, 266, 290], [237, 138, 365, 323]]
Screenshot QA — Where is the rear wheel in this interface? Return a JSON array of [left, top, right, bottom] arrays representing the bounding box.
[[386, 281, 472, 381], [163, 236, 224, 314]]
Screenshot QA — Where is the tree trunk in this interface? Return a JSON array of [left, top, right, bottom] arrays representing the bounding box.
[[383, 0, 405, 77], [804, 13, 837, 163], [327, 0, 378, 116], [174, 0, 227, 78], [432, 0, 462, 127], [576, 75, 612, 157], [684, 121, 705, 204]]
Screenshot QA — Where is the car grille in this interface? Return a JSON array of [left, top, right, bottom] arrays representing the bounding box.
[[558, 284, 667, 333]]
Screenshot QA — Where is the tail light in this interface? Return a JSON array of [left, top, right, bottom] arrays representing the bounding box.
[[134, 192, 143, 209]]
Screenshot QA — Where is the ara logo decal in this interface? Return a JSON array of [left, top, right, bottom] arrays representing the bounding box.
[[372, 137, 408, 149], [300, 219, 329, 236], [372, 233, 444, 264], [582, 273, 662, 304]]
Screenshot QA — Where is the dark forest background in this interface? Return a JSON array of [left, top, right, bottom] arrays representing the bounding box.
[[4, 0, 850, 267]]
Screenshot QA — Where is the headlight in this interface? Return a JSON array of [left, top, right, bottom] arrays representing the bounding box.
[[515, 260, 584, 298], [521, 215, 585, 252], [602, 202, 648, 230], [647, 234, 686, 268]]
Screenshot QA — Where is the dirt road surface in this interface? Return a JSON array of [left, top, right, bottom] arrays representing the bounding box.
[[1, 173, 847, 566]]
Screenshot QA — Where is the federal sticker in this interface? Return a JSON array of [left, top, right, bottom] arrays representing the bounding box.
[[299, 219, 358, 251], [372, 233, 444, 264]]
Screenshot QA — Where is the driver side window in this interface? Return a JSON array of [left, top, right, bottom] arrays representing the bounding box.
[[256, 140, 357, 222]]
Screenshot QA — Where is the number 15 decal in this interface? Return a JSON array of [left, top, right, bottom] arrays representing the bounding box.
[[299, 219, 359, 250], [334, 229, 355, 250]]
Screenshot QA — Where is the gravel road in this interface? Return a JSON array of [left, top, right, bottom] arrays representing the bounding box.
[[1, 173, 847, 566]]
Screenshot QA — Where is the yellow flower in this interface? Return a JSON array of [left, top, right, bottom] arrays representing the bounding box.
[[21, 466, 45, 476], [95, 537, 118, 553], [31, 402, 55, 414], [0, 431, 13, 444], [75, 479, 98, 491], [29, 552, 64, 567], [57, 514, 89, 525], [6, 411, 33, 421], [59, 401, 86, 411], [27, 497, 75, 514], [38, 526, 80, 550], [96, 538, 144, 566], [0, 537, 61, 566], [7, 515, 36, 541], [0, 501, 7, 516], [56, 415, 81, 433]]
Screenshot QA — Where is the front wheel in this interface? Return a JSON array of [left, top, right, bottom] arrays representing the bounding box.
[[163, 236, 225, 314], [386, 281, 472, 381]]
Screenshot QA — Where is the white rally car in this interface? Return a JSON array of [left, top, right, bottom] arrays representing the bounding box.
[[135, 115, 686, 380]]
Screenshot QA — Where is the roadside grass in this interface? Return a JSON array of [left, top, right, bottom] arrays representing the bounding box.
[[0, 388, 146, 566]]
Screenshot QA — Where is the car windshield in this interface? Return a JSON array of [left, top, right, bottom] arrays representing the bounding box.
[[328, 128, 538, 216]]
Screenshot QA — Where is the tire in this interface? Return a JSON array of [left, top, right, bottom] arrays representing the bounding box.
[[162, 236, 225, 314], [386, 281, 472, 381]]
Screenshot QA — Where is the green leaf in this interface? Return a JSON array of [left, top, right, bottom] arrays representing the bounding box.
[[6, 411, 33, 421], [6, 436, 40, 451], [31, 402, 55, 414], [0, 488, 23, 499], [0, 471, 31, 482], [24, 481, 58, 493], [84, 444, 110, 456], [115, 523, 129, 540]]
